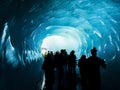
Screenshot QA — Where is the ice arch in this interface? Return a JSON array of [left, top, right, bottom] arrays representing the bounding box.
[[41, 26, 83, 59], [0, 0, 120, 66]]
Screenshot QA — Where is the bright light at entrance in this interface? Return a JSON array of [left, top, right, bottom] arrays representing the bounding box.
[[41, 35, 80, 57]]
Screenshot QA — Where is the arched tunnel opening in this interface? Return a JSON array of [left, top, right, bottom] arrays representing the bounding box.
[[0, 0, 120, 90]]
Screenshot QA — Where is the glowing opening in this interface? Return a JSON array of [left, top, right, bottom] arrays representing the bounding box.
[[40, 26, 85, 59], [41, 35, 80, 57]]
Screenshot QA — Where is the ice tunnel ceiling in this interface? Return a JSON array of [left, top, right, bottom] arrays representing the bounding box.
[[1, 0, 120, 65]]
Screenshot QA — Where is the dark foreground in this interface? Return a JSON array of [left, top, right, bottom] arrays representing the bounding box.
[[0, 59, 120, 90]]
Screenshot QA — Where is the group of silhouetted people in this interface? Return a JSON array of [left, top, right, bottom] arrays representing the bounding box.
[[42, 47, 106, 90], [42, 49, 76, 90], [78, 47, 106, 90]]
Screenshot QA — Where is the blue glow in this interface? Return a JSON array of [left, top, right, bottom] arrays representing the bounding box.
[[1, 0, 120, 64], [33, 0, 120, 62], [6, 37, 18, 67], [0, 1, 120, 90], [41, 26, 82, 59], [1, 23, 8, 45]]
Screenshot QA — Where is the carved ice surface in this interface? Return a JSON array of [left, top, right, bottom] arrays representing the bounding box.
[[1, 0, 120, 65]]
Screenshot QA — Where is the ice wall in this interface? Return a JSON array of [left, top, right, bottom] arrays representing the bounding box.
[[0, 0, 120, 65]]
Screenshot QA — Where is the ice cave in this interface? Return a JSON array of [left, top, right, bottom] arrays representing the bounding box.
[[0, 0, 120, 90]]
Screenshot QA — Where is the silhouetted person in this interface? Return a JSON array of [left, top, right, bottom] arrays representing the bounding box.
[[68, 50, 76, 73], [87, 47, 106, 90], [54, 50, 65, 89], [78, 55, 88, 90], [42, 51, 55, 90], [62, 49, 68, 71]]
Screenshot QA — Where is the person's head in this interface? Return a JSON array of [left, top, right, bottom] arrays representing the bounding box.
[[81, 55, 86, 59], [70, 50, 75, 55], [91, 47, 97, 56]]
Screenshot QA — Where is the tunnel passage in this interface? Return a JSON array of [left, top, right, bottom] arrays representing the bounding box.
[[0, 0, 120, 90], [0, 0, 120, 65]]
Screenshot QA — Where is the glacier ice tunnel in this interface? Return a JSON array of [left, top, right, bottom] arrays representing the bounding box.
[[0, 0, 120, 90]]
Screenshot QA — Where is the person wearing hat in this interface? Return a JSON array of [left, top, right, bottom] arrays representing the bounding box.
[[87, 47, 106, 90]]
